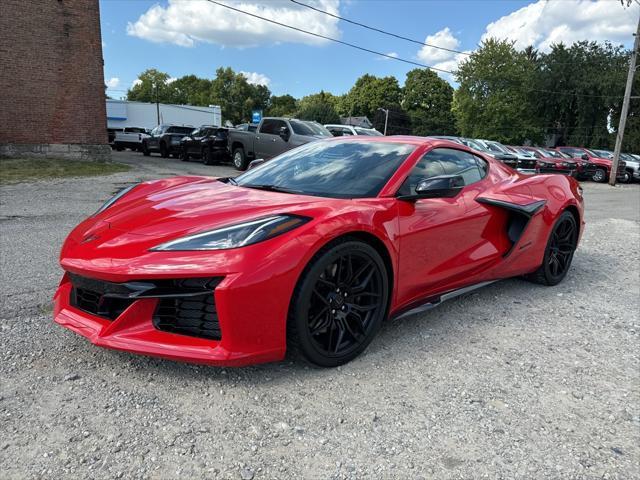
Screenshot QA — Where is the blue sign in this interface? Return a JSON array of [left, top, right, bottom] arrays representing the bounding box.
[[252, 110, 262, 124]]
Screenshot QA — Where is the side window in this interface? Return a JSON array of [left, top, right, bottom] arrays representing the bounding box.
[[398, 148, 486, 196], [398, 154, 446, 196], [328, 127, 343, 137], [259, 119, 286, 135], [430, 148, 484, 185], [341, 128, 354, 136]]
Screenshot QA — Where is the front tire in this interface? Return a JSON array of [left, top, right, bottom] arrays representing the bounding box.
[[287, 240, 389, 367], [525, 211, 578, 286], [592, 168, 607, 183], [181, 148, 189, 162], [233, 147, 248, 171], [142, 142, 150, 156]]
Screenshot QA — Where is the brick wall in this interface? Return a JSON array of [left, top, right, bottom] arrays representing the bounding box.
[[0, 0, 107, 146]]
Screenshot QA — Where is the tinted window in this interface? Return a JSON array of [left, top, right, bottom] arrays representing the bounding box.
[[167, 126, 194, 134], [399, 148, 485, 196], [260, 119, 286, 135], [235, 140, 415, 198], [558, 147, 585, 158]]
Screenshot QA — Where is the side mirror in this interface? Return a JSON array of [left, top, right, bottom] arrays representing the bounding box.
[[279, 126, 290, 141], [581, 153, 589, 161], [408, 175, 465, 200], [248, 158, 267, 170]]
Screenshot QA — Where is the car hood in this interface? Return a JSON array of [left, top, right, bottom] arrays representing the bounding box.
[[99, 178, 326, 240]]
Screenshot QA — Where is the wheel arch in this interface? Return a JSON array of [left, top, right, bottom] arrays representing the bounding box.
[[563, 204, 581, 237]]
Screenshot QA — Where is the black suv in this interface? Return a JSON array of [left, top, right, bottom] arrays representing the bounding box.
[[179, 126, 230, 165], [142, 125, 194, 158]]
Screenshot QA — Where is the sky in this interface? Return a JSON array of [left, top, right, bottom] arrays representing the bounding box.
[[101, 0, 639, 100]]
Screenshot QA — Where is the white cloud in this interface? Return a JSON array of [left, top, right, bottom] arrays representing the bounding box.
[[417, 27, 461, 63], [240, 71, 271, 86], [132, 79, 142, 88], [481, 0, 638, 52], [166, 77, 177, 84], [378, 51, 398, 61], [127, 0, 341, 48], [105, 77, 120, 88]]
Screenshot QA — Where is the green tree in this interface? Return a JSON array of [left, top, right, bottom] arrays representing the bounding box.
[[267, 94, 298, 117], [339, 74, 402, 120], [453, 39, 542, 144], [209, 67, 271, 124], [296, 91, 340, 124], [536, 41, 627, 148], [171, 75, 212, 106], [127, 69, 178, 104], [403, 68, 456, 136]]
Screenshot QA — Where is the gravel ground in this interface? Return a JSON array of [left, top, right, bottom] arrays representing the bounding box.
[[1, 151, 639, 479]]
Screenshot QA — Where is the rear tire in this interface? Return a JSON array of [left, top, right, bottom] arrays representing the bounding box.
[[287, 240, 389, 367], [525, 211, 577, 286], [592, 168, 607, 183], [233, 147, 248, 171]]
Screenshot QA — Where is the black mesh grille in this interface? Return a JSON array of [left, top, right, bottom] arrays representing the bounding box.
[[71, 285, 136, 320], [68, 274, 223, 339], [153, 294, 221, 340]]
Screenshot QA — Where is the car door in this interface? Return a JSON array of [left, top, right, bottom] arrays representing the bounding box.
[[148, 126, 161, 150], [187, 128, 202, 154], [255, 119, 287, 159], [396, 148, 508, 306]]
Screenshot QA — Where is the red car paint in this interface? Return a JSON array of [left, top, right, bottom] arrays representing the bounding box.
[[518, 146, 578, 176], [555, 146, 626, 180], [54, 137, 584, 366]]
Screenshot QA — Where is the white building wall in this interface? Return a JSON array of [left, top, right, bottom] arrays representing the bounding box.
[[106, 100, 222, 130]]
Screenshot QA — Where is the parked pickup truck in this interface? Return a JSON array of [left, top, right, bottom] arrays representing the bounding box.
[[142, 124, 194, 158], [114, 127, 149, 151], [227, 117, 332, 170]]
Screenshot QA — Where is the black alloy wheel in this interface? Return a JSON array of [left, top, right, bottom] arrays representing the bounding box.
[[526, 211, 578, 286], [288, 240, 389, 367]]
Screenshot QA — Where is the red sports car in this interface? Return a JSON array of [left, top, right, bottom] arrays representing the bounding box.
[[54, 137, 584, 367]]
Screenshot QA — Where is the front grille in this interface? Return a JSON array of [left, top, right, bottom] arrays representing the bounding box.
[[153, 294, 221, 340], [68, 274, 223, 339], [518, 159, 537, 169], [72, 287, 135, 320]]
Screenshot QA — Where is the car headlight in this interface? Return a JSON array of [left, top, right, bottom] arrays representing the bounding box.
[[151, 215, 311, 251], [94, 184, 137, 215]]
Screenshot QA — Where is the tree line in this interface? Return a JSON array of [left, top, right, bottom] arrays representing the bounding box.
[[126, 39, 637, 151]]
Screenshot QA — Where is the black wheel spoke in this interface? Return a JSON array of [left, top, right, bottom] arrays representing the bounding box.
[[304, 249, 385, 358]]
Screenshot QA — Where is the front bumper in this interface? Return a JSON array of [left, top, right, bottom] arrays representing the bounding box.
[[53, 238, 310, 365]]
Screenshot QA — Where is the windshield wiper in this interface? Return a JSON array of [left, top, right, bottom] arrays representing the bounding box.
[[239, 183, 303, 194]]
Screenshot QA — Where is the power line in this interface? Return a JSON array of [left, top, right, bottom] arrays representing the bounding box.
[[289, 0, 471, 58], [208, 0, 624, 100], [205, 0, 452, 74]]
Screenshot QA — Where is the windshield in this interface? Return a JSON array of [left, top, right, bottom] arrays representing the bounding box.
[[541, 148, 563, 158], [593, 149, 613, 159], [354, 127, 383, 136], [235, 140, 415, 198], [486, 142, 509, 153], [167, 126, 194, 134], [461, 139, 488, 152], [289, 120, 332, 137]]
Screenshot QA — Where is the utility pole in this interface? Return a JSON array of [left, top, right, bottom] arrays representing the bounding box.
[[610, 15, 640, 185], [378, 108, 389, 135], [155, 82, 160, 125]]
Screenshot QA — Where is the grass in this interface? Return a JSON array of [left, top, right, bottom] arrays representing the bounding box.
[[0, 157, 131, 185]]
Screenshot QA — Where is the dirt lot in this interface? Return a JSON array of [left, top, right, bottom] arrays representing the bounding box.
[[1, 150, 639, 479]]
